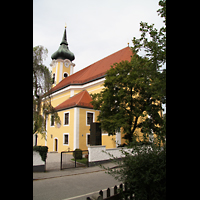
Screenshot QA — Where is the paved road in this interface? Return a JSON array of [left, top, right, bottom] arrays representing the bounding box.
[[33, 170, 121, 200]]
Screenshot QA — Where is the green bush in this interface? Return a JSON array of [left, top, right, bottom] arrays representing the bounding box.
[[33, 146, 48, 162], [73, 149, 82, 159], [105, 144, 166, 200]]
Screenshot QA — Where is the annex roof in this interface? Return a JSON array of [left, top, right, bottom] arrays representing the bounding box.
[[50, 46, 133, 94], [54, 90, 93, 111]]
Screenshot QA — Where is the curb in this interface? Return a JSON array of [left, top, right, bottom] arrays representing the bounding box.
[[33, 165, 119, 181], [33, 169, 105, 181]]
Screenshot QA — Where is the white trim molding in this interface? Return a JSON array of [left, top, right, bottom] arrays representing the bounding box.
[[70, 90, 74, 97], [45, 115, 48, 146], [70, 64, 73, 75], [50, 77, 105, 98], [59, 62, 63, 82]]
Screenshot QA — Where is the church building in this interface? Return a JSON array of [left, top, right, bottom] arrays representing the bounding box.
[[36, 27, 133, 152]]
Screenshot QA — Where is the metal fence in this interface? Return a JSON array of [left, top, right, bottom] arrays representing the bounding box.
[[86, 183, 134, 200], [60, 150, 88, 170]]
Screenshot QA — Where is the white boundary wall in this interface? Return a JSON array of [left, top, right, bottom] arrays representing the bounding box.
[[33, 151, 45, 166], [88, 145, 133, 163]]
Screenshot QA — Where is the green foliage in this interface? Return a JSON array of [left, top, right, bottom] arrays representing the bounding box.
[[33, 146, 48, 162], [73, 149, 82, 159], [101, 1, 166, 199], [132, 0, 166, 68], [104, 143, 166, 200], [33, 45, 61, 136], [71, 158, 88, 165], [91, 52, 165, 144], [91, 0, 166, 145]]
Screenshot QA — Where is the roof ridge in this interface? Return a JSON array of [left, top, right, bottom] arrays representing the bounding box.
[[54, 90, 93, 111], [76, 90, 87, 105], [54, 90, 83, 108], [50, 46, 132, 94], [85, 46, 131, 68]]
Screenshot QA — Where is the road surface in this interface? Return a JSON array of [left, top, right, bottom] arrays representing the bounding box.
[[33, 170, 121, 200]]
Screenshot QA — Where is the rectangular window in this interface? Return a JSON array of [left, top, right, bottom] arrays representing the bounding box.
[[51, 115, 54, 126], [63, 134, 69, 145], [87, 134, 90, 145], [87, 112, 93, 125], [64, 113, 69, 125]]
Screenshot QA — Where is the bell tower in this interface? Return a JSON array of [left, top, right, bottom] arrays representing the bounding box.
[[50, 25, 75, 86]]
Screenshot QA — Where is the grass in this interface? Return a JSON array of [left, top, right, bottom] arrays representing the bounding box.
[[71, 158, 88, 165]]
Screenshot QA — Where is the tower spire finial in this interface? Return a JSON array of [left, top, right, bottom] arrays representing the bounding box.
[[51, 26, 75, 61], [60, 26, 68, 46], [65, 22, 67, 28]]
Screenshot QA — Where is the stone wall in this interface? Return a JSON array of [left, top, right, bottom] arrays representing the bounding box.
[[88, 145, 133, 166], [33, 151, 46, 172]]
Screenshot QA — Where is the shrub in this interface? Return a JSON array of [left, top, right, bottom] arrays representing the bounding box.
[[105, 144, 166, 200], [33, 146, 48, 162], [73, 148, 82, 159]]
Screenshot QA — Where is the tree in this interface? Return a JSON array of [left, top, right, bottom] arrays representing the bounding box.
[[33, 45, 60, 137], [132, 0, 166, 68], [98, 1, 166, 199], [91, 54, 164, 145], [91, 0, 166, 145]]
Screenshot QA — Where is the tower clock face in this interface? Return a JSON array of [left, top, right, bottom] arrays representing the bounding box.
[[64, 63, 69, 68], [64, 60, 70, 68]]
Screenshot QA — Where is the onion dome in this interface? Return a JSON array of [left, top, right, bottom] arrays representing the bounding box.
[[51, 27, 75, 61]]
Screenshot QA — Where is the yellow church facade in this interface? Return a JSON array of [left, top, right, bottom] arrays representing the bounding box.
[[35, 27, 143, 152]]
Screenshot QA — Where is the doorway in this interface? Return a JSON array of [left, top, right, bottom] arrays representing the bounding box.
[[54, 138, 58, 152]]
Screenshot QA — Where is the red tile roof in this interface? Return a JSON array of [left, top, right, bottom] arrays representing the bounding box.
[[50, 46, 133, 94], [54, 90, 93, 111]]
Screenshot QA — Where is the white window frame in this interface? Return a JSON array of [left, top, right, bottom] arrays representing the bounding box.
[[63, 72, 69, 78], [63, 133, 69, 146], [86, 111, 95, 126], [63, 111, 70, 126]]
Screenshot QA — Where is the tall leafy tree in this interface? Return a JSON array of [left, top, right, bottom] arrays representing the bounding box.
[[33, 45, 60, 138], [101, 3, 166, 198], [91, 0, 166, 145]]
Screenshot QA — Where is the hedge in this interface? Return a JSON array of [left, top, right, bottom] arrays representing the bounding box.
[[33, 146, 48, 162]]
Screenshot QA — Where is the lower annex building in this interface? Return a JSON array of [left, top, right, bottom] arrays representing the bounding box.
[[34, 27, 134, 152]]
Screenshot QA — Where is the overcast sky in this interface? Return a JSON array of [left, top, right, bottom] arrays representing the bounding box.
[[33, 0, 164, 73]]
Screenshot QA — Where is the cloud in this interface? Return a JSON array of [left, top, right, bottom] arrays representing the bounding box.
[[33, 0, 164, 72]]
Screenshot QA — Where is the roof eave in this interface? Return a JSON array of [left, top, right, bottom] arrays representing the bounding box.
[[49, 74, 106, 95], [55, 105, 94, 112]]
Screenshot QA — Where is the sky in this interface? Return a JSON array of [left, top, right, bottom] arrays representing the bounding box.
[[33, 0, 165, 73]]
